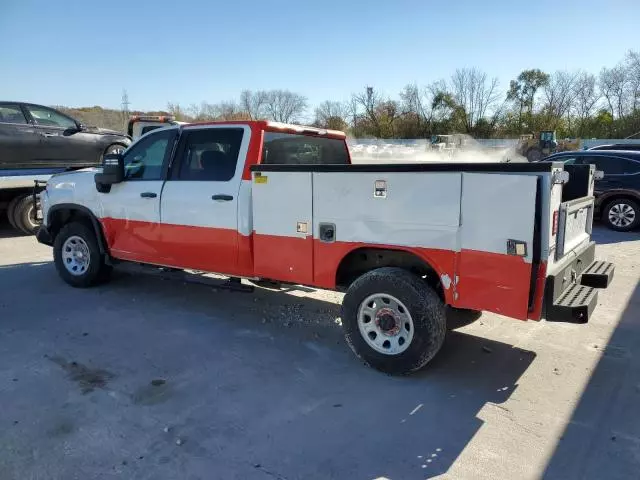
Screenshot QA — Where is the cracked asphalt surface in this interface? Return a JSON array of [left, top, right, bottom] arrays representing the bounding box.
[[0, 221, 639, 480]]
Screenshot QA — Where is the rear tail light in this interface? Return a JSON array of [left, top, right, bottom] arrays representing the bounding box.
[[552, 210, 559, 235]]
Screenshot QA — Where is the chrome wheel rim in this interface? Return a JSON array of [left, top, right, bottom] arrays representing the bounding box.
[[61, 236, 91, 276], [357, 293, 414, 355], [608, 203, 636, 228]]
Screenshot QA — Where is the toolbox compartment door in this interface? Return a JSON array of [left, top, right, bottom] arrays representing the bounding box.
[[456, 173, 539, 320]]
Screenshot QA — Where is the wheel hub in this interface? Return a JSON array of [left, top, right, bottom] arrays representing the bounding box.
[[376, 309, 400, 336], [357, 293, 414, 356], [61, 235, 91, 276]]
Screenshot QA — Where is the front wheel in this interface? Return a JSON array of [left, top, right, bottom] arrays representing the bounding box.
[[53, 222, 112, 287], [342, 267, 446, 375], [603, 198, 639, 231]]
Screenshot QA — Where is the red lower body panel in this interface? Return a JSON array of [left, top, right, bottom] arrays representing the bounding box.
[[99, 218, 538, 320]]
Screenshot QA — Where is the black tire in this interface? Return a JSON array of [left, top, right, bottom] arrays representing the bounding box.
[[447, 307, 482, 330], [6, 196, 22, 231], [342, 267, 446, 375], [526, 148, 542, 162], [602, 198, 640, 232], [104, 143, 127, 157], [12, 195, 40, 235], [53, 222, 112, 288]]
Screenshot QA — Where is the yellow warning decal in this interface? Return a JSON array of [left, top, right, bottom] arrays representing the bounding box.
[[254, 175, 268, 184]]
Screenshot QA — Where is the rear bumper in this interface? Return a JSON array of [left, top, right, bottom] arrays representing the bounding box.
[[36, 225, 53, 246], [544, 241, 614, 323]]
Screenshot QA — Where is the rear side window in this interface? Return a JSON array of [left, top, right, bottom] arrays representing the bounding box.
[[0, 104, 27, 124], [583, 156, 637, 175], [262, 132, 349, 165], [175, 128, 244, 181]]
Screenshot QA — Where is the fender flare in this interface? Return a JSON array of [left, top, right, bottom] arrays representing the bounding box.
[[48, 203, 108, 255]]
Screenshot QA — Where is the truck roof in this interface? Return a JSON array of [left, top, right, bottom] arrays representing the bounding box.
[[185, 120, 347, 140]]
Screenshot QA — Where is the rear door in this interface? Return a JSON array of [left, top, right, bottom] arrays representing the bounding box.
[[159, 125, 249, 274], [98, 128, 177, 264], [0, 103, 41, 168], [456, 173, 539, 320]]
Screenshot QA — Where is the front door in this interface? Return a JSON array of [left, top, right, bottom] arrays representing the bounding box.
[[0, 103, 41, 168], [23, 104, 96, 165], [159, 125, 249, 274], [98, 127, 177, 265]]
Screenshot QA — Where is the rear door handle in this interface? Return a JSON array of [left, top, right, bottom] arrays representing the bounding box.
[[140, 192, 157, 198], [212, 194, 233, 201]]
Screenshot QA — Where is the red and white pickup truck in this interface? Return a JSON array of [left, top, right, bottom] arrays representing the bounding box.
[[37, 121, 614, 374]]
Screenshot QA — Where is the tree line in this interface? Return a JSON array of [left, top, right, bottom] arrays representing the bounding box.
[[62, 50, 638, 139], [166, 50, 639, 139]]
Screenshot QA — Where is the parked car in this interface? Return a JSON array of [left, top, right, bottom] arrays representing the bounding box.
[[588, 143, 640, 151], [0, 102, 132, 170], [541, 150, 640, 231]]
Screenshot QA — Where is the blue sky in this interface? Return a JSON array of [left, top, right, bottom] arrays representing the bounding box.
[[1, 0, 638, 114]]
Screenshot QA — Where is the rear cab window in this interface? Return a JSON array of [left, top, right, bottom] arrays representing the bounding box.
[[261, 132, 349, 165]]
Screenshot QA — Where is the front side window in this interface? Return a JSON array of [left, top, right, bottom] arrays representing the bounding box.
[[26, 105, 77, 129], [262, 132, 349, 165], [0, 104, 27, 124], [175, 128, 244, 181], [123, 129, 175, 180]]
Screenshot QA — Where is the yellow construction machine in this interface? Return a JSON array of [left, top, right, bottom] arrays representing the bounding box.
[[516, 130, 580, 162]]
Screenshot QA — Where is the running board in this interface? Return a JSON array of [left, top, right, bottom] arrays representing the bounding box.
[[580, 260, 615, 289], [546, 283, 598, 324]]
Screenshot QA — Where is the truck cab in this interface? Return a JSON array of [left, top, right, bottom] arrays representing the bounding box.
[[36, 121, 614, 374]]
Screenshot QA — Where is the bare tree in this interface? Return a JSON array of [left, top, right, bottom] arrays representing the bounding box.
[[353, 86, 385, 137], [314, 100, 348, 129], [239, 90, 268, 120], [449, 67, 501, 132], [541, 71, 580, 127], [625, 50, 640, 112], [263, 90, 308, 123], [573, 72, 600, 127], [599, 65, 628, 118]]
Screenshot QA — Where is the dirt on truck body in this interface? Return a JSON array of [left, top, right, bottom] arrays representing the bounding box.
[[36, 120, 614, 374]]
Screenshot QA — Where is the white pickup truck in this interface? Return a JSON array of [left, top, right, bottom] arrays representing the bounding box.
[[36, 121, 614, 374]]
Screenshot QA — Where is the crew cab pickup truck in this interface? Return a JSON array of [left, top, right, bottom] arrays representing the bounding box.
[[36, 121, 615, 374]]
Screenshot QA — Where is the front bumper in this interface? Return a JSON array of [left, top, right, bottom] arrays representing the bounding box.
[[544, 241, 614, 323], [36, 225, 53, 246]]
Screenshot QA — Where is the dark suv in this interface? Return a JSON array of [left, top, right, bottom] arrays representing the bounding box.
[[543, 150, 640, 231], [0, 102, 131, 169]]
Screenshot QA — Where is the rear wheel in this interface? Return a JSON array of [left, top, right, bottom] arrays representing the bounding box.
[[53, 222, 112, 287], [6, 196, 22, 231], [342, 267, 446, 375], [12, 195, 40, 235], [526, 148, 542, 162], [603, 198, 639, 232]]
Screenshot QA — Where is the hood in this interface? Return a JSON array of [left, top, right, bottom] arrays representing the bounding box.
[[50, 167, 100, 180], [84, 126, 129, 137]]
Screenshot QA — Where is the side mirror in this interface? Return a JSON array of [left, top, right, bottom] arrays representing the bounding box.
[[95, 153, 124, 192], [75, 121, 85, 131]]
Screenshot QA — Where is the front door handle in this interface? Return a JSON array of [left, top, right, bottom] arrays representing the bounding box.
[[41, 132, 57, 137], [140, 192, 157, 198], [212, 194, 233, 201]]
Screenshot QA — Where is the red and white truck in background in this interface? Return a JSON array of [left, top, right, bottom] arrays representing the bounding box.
[[36, 121, 614, 374]]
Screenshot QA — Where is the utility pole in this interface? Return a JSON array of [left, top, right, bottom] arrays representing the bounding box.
[[121, 89, 130, 131]]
